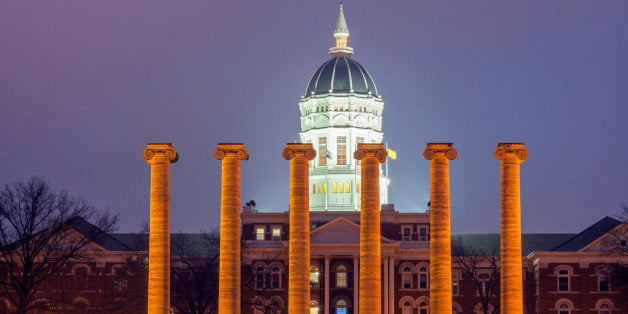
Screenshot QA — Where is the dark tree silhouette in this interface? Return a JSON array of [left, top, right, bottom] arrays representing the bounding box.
[[0, 177, 118, 314], [452, 237, 500, 314]]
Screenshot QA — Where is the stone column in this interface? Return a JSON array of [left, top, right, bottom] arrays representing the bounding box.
[[423, 143, 457, 314], [283, 144, 316, 314], [324, 255, 330, 314], [354, 143, 387, 313], [143, 143, 178, 314], [388, 257, 395, 314], [494, 143, 528, 314], [383, 257, 389, 314], [353, 255, 359, 314], [215, 143, 249, 314]]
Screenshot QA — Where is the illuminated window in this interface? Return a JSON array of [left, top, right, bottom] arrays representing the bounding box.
[[452, 272, 460, 295], [419, 266, 428, 290], [310, 300, 320, 314], [339, 182, 344, 193], [255, 226, 265, 241], [558, 269, 570, 292], [336, 265, 347, 288], [317, 184, 322, 194], [335, 299, 347, 314], [319, 137, 327, 166], [271, 226, 281, 241], [333, 182, 337, 193], [271, 266, 281, 289], [310, 266, 320, 288], [402, 266, 413, 289], [337, 136, 346, 165], [356, 183, 360, 193]]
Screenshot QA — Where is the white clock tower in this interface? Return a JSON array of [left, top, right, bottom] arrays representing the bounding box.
[[299, 4, 388, 211]]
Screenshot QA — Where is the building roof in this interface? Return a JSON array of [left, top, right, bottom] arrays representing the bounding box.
[[451, 233, 576, 256], [304, 57, 379, 97], [551, 216, 622, 252]]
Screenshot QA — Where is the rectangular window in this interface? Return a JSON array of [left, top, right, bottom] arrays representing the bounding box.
[[599, 278, 610, 292], [336, 272, 347, 288], [402, 227, 412, 241], [271, 226, 281, 241], [419, 274, 428, 289], [452, 273, 459, 295], [337, 136, 346, 165], [255, 226, 265, 241], [256, 272, 265, 289], [402, 273, 412, 289], [271, 273, 280, 289], [310, 272, 319, 288], [318, 137, 327, 166], [356, 137, 364, 144], [478, 273, 490, 295], [558, 277, 569, 292], [419, 227, 428, 240]]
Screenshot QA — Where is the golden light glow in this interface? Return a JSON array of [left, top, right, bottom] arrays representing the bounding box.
[[354, 143, 387, 313], [423, 143, 457, 314], [143, 143, 178, 314], [215, 143, 249, 314], [495, 143, 528, 313], [283, 144, 316, 313]]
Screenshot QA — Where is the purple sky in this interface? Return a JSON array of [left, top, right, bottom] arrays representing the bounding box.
[[2, 1, 627, 233]]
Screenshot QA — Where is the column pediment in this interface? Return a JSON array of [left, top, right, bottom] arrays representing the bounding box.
[[310, 217, 394, 244]]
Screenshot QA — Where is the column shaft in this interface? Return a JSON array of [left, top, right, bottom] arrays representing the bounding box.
[[495, 143, 528, 314], [355, 144, 386, 313], [424, 143, 457, 314], [143, 143, 178, 314], [215, 144, 248, 314]]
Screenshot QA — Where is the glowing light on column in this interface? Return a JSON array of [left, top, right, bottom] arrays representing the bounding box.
[[143, 143, 178, 314], [423, 143, 457, 314], [283, 143, 316, 313], [215, 143, 249, 314], [354, 143, 387, 313], [495, 143, 528, 313]]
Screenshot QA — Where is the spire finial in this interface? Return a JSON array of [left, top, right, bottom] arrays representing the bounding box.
[[329, 3, 354, 57]]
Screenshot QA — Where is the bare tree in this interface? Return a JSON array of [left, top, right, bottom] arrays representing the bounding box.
[[0, 177, 118, 314], [170, 232, 220, 314], [452, 237, 500, 314], [602, 202, 628, 255]]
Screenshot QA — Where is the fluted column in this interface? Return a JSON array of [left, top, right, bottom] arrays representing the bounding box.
[[354, 143, 387, 313], [423, 143, 457, 314], [215, 143, 249, 314], [143, 143, 178, 314], [283, 143, 316, 313], [495, 143, 528, 314]]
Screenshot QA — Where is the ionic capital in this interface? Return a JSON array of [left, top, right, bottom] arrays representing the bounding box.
[[423, 143, 457, 161], [494, 143, 528, 163], [214, 143, 249, 161], [282, 143, 316, 161], [143, 143, 178, 164], [353, 143, 387, 163]]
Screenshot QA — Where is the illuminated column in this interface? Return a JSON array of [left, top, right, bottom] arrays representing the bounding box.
[[494, 143, 528, 314], [143, 143, 178, 314], [354, 143, 387, 313], [423, 143, 457, 314], [215, 143, 249, 314], [283, 143, 316, 313]]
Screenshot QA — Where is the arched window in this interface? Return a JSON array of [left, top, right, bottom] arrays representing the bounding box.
[[72, 265, 90, 291], [269, 297, 284, 314], [317, 184, 322, 194], [335, 299, 348, 314], [310, 266, 320, 288], [596, 299, 614, 314], [401, 266, 413, 289], [557, 268, 570, 292], [345, 183, 350, 193], [339, 182, 344, 193], [419, 300, 429, 314], [271, 266, 281, 289], [402, 300, 413, 314], [452, 302, 462, 313], [333, 182, 337, 193], [555, 299, 574, 314], [335, 265, 348, 288], [474, 302, 494, 314], [310, 300, 320, 314], [419, 266, 428, 289]]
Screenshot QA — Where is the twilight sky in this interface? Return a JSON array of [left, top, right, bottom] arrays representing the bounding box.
[[2, 1, 627, 233]]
